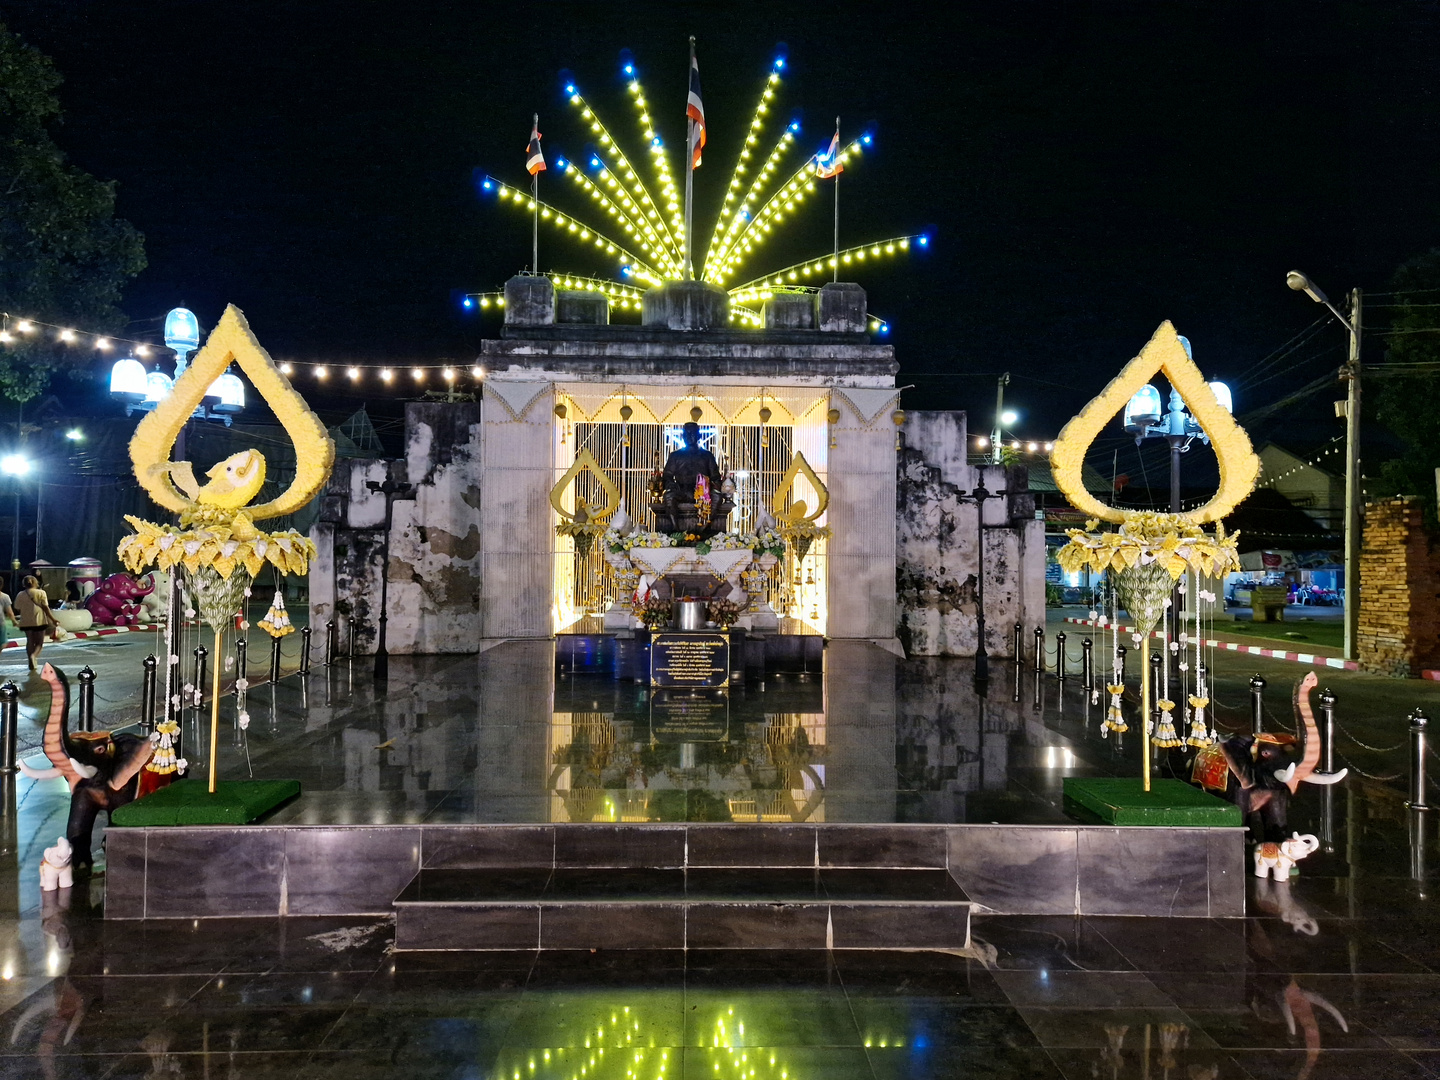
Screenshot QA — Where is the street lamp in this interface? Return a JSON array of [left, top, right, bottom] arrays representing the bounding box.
[[1123, 339, 1234, 660], [1, 454, 30, 570], [959, 482, 1010, 690], [1287, 270, 1361, 661], [367, 477, 416, 682]]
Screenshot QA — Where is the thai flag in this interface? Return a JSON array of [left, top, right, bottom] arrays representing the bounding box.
[[526, 120, 546, 176], [815, 125, 843, 179], [687, 53, 706, 168]]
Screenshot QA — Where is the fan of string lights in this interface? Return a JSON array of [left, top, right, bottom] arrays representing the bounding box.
[[471, 50, 929, 331]]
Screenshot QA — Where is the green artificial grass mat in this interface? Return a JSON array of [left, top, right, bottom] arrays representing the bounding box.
[[1063, 777, 1242, 826], [111, 778, 300, 826]]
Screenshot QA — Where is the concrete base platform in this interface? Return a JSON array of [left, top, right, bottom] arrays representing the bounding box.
[[102, 822, 1246, 923]]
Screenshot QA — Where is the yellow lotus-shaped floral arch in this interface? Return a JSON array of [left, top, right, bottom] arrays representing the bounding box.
[[1048, 321, 1260, 524]]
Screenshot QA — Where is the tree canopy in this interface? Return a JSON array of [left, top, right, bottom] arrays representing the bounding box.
[[1374, 248, 1440, 527], [0, 21, 145, 403]]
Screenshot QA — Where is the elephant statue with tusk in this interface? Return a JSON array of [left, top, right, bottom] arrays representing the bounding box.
[[1190, 672, 1347, 843], [17, 664, 167, 873]]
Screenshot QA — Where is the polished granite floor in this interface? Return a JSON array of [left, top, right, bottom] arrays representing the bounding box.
[[2, 642, 1439, 1076], [27, 634, 1415, 831], [2, 876, 1439, 1078]]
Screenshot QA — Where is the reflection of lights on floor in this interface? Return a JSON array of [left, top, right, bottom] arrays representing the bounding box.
[[1044, 746, 1077, 769]]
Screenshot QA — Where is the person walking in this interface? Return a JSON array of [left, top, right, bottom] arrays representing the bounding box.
[[15, 575, 57, 672], [0, 581, 14, 657]]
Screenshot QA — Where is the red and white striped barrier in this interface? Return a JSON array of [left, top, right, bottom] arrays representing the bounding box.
[[1060, 616, 1358, 671], [0, 623, 162, 650]]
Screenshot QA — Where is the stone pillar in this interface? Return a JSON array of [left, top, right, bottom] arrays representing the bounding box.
[[1358, 496, 1440, 677], [480, 379, 556, 639], [826, 389, 899, 643], [896, 410, 1045, 657]]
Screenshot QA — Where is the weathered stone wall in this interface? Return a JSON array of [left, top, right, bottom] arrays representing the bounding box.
[[310, 402, 483, 654], [896, 411, 1046, 658], [1358, 496, 1440, 677]]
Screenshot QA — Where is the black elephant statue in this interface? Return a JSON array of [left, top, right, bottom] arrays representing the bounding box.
[[19, 664, 159, 872], [1190, 671, 1346, 842]]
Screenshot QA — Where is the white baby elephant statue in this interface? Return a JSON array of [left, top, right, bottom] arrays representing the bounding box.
[[1253, 832, 1320, 879], [40, 837, 73, 891]]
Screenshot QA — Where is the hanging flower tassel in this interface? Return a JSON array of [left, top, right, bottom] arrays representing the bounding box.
[[1187, 695, 1213, 747], [146, 717, 183, 775], [1102, 683, 1128, 736], [1153, 699, 1182, 748], [258, 590, 294, 637]]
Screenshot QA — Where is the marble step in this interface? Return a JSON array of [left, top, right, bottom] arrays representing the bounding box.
[[392, 867, 972, 951]]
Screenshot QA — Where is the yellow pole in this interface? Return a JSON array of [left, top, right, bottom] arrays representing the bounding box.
[[207, 626, 223, 794], [1140, 636, 1151, 792]]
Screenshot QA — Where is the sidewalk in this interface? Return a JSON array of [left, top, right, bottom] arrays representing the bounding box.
[[1056, 613, 1358, 671]]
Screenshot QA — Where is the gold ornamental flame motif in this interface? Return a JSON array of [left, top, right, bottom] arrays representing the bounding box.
[[1048, 321, 1260, 524], [129, 304, 335, 519], [772, 451, 828, 524], [549, 448, 622, 523]]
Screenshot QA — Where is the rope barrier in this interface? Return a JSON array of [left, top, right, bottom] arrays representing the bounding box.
[[1334, 720, 1407, 755], [1334, 749, 1404, 783]]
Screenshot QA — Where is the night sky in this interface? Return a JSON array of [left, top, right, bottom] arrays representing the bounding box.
[[6, 0, 1440, 452]]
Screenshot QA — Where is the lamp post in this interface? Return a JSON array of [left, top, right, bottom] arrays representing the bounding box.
[[959, 482, 1009, 688], [990, 373, 1012, 466], [1287, 271, 1361, 662], [0, 454, 29, 569], [367, 477, 416, 682], [1123, 341, 1233, 662]]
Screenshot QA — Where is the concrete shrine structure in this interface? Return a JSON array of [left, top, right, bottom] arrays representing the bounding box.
[[310, 277, 1045, 656]]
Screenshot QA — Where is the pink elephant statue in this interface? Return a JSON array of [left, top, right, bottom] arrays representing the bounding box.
[[83, 573, 154, 627]]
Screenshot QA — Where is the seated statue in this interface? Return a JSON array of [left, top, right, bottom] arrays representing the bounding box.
[[651, 422, 733, 540]]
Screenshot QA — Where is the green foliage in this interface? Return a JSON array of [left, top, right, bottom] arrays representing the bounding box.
[[0, 22, 145, 403], [1374, 249, 1440, 528]]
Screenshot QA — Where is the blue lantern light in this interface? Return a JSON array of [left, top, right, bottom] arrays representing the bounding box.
[[462, 297, 474, 309], [590, 156, 602, 168], [861, 134, 872, 144], [774, 57, 785, 69], [918, 235, 929, 246], [1123, 384, 1163, 433], [144, 371, 174, 404], [1209, 379, 1233, 414], [566, 83, 576, 95], [209, 369, 244, 413], [555, 157, 567, 170], [108, 356, 147, 398], [482, 178, 493, 190], [624, 64, 634, 75], [164, 307, 199, 353]]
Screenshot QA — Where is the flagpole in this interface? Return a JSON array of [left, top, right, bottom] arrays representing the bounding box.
[[532, 113, 540, 274], [832, 117, 840, 283], [684, 37, 696, 280]]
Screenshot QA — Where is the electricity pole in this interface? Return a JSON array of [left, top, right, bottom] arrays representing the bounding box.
[[1288, 271, 1361, 662]]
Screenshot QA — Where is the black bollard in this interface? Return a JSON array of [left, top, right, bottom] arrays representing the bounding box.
[[1319, 688, 1337, 775], [193, 645, 208, 707], [1081, 638, 1093, 693], [1250, 674, 1266, 734], [1056, 632, 1067, 682], [1409, 709, 1431, 811], [300, 625, 313, 676], [1033, 627, 1044, 676], [325, 619, 337, 666], [235, 637, 248, 692], [269, 634, 282, 684], [77, 666, 96, 732], [1149, 651, 1162, 721], [1117, 644, 1128, 683], [141, 654, 158, 731], [1013, 622, 1023, 665], [0, 682, 17, 774]]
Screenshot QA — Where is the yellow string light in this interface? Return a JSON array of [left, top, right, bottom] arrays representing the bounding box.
[[726, 234, 920, 296], [490, 181, 659, 279], [570, 85, 682, 266], [700, 66, 788, 280]]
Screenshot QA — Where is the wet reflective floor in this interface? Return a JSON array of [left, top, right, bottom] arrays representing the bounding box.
[[3, 892, 1440, 1077], [2, 641, 1439, 1076]]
